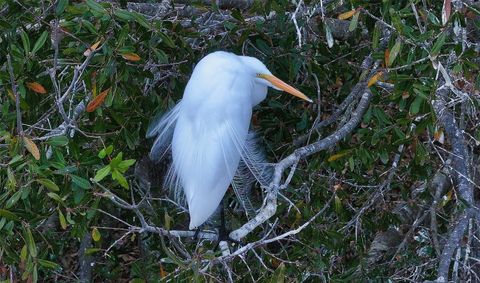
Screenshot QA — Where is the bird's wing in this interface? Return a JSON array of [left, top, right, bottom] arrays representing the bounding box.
[[147, 102, 182, 162], [170, 75, 254, 229]]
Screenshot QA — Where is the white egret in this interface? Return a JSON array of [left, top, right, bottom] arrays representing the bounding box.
[[147, 51, 311, 230]]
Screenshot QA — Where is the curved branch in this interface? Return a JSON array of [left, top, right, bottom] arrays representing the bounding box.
[[432, 81, 474, 281], [230, 90, 373, 241]]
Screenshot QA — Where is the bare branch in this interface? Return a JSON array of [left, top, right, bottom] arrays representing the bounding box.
[[6, 54, 23, 136], [230, 89, 373, 241]]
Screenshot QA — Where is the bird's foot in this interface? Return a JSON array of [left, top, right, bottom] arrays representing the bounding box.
[[214, 227, 241, 250]]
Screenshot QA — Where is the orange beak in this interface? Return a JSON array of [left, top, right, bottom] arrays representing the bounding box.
[[258, 74, 312, 103]]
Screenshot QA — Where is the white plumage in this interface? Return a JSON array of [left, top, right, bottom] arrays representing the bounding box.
[[147, 51, 311, 229]]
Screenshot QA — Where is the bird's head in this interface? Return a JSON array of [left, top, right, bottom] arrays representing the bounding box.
[[240, 55, 313, 103]]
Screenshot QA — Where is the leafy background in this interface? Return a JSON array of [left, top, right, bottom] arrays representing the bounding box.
[[1, 0, 479, 282]]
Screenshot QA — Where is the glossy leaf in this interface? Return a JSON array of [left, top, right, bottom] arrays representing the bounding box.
[[94, 165, 111, 182], [36, 179, 60, 192], [32, 30, 49, 54], [24, 227, 37, 258], [86, 0, 106, 14], [56, 0, 69, 15]]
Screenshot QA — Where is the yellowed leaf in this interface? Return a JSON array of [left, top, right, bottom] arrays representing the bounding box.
[[23, 136, 40, 160], [160, 264, 167, 278], [26, 82, 47, 94], [58, 209, 67, 230], [92, 227, 101, 242], [84, 40, 102, 56], [384, 49, 390, 67], [328, 152, 348, 162], [7, 89, 15, 101], [367, 71, 384, 87], [91, 71, 97, 98], [121, 53, 141, 62], [441, 190, 453, 207], [338, 9, 357, 20], [86, 87, 111, 112]]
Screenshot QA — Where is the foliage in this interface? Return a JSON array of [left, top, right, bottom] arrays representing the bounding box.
[[0, 0, 479, 281]]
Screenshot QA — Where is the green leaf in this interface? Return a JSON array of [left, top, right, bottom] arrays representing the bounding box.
[[159, 32, 175, 48], [98, 149, 107, 159], [112, 169, 129, 189], [47, 192, 64, 204], [5, 190, 22, 209], [164, 211, 172, 230], [84, 248, 101, 255], [32, 30, 49, 54], [334, 195, 343, 214], [33, 264, 38, 283], [410, 95, 424, 114], [372, 24, 380, 50], [0, 209, 19, 221], [8, 155, 23, 165], [86, 0, 106, 14], [117, 159, 136, 172], [20, 29, 30, 54], [431, 31, 447, 57], [131, 12, 150, 29], [85, 248, 102, 255], [114, 9, 134, 21], [7, 166, 17, 188], [36, 179, 60, 192], [348, 11, 360, 32], [56, 0, 69, 15], [110, 152, 123, 168], [38, 259, 61, 270], [71, 175, 91, 189], [20, 245, 28, 261], [388, 39, 402, 67], [24, 227, 37, 258], [46, 136, 69, 147], [98, 145, 113, 158], [269, 263, 285, 283], [93, 166, 111, 182]]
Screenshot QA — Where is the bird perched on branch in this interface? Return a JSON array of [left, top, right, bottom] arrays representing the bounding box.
[[147, 51, 311, 231]]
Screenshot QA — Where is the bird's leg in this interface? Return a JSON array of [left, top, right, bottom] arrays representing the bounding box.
[[214, 199, 241, 250], [193, 227, 201, 240]]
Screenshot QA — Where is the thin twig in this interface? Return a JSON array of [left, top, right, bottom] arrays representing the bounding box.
[[6, 54, 23, 136]]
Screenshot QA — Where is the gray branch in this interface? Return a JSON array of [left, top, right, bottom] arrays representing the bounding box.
[[230, 89, 373, 241], [432, 83, 474, 281]]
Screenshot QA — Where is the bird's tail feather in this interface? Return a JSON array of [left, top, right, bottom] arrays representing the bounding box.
[[147, 102, 182, 162]]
